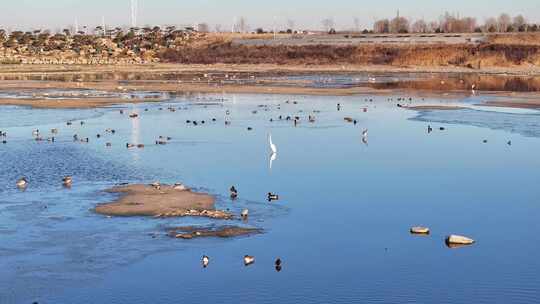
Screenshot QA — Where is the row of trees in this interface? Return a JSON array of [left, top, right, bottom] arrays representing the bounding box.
[[373, 13, 538, 34]]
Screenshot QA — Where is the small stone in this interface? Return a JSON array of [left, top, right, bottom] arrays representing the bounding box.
[[410, 226, 430, 234], [446, 234, 475, 245]]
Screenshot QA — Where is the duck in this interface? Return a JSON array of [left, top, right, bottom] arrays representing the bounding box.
[[507, 140, 512, 146], [16, 177, 28, 188], [275, 258, 282, 267], [241, 209, 249, 219], [243, 255, 255, 266], [230, 186, 238, 199], [362, 129, 368, 138], [51, 128, 58, 134], [427, 125, 433, 133], [62, 176, 73, 187], [106, 142, 112, 147], [126, 143, 135, 148], [267, 192, 279, 201], [202, 255, 210, 268], [32, 129, 40, 137], [151, 181, 161, 190]]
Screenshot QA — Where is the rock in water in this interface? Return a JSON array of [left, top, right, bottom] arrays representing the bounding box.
[[446, 235, 475, 245], [410, 226, 430, 234]]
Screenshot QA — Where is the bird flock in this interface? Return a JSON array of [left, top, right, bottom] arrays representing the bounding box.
[[6, 93, 512, 270], [200, 254, 283, 272]]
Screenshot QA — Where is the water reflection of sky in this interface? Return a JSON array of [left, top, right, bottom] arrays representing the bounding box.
[[0, 93, 539, 304]]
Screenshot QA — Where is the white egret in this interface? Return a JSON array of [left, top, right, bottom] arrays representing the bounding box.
[[268, 133, 277, 154]]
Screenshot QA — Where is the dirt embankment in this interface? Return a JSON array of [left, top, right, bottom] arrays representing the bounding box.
[[159, 41, 540, 69]]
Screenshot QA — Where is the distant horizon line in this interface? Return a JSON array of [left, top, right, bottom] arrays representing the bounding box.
[[0, 11, 538, 32]]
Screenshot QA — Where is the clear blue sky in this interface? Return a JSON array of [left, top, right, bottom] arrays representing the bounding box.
[[1, 0, 538, 31]]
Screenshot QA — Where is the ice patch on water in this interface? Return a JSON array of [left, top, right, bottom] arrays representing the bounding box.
[[411, 108, 540, 138]]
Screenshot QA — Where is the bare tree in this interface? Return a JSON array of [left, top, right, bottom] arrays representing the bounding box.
[[497, 13, 511, 32], [513, 14, 527, 32], [321, 18, 335, 32], [484, 17, 498, 32], [390, 16, 409, 33], [412, 19, 428, 33], [373, 19, 390, 33], [428, 21, 439, 33], [237, 17, 248, 33]]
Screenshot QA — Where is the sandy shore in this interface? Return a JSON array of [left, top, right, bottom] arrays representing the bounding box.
[[95, 184, 232, 219], [0, 97, 164, 109], [1, 63, 540, 77]]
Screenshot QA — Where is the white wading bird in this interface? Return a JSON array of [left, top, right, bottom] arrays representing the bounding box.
[[268, 133, 278, 170], [268, 133, 277, 154]]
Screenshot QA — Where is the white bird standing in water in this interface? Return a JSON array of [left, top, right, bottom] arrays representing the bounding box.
[[268, 133, 277, 154], [268, 133, 277, 170]]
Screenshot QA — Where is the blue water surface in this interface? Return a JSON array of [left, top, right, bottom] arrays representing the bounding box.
[[0, 92, 539, 304]]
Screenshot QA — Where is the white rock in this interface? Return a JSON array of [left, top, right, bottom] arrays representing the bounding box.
[[446, 235, 475, 245], [410, 226, 430, 234]]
